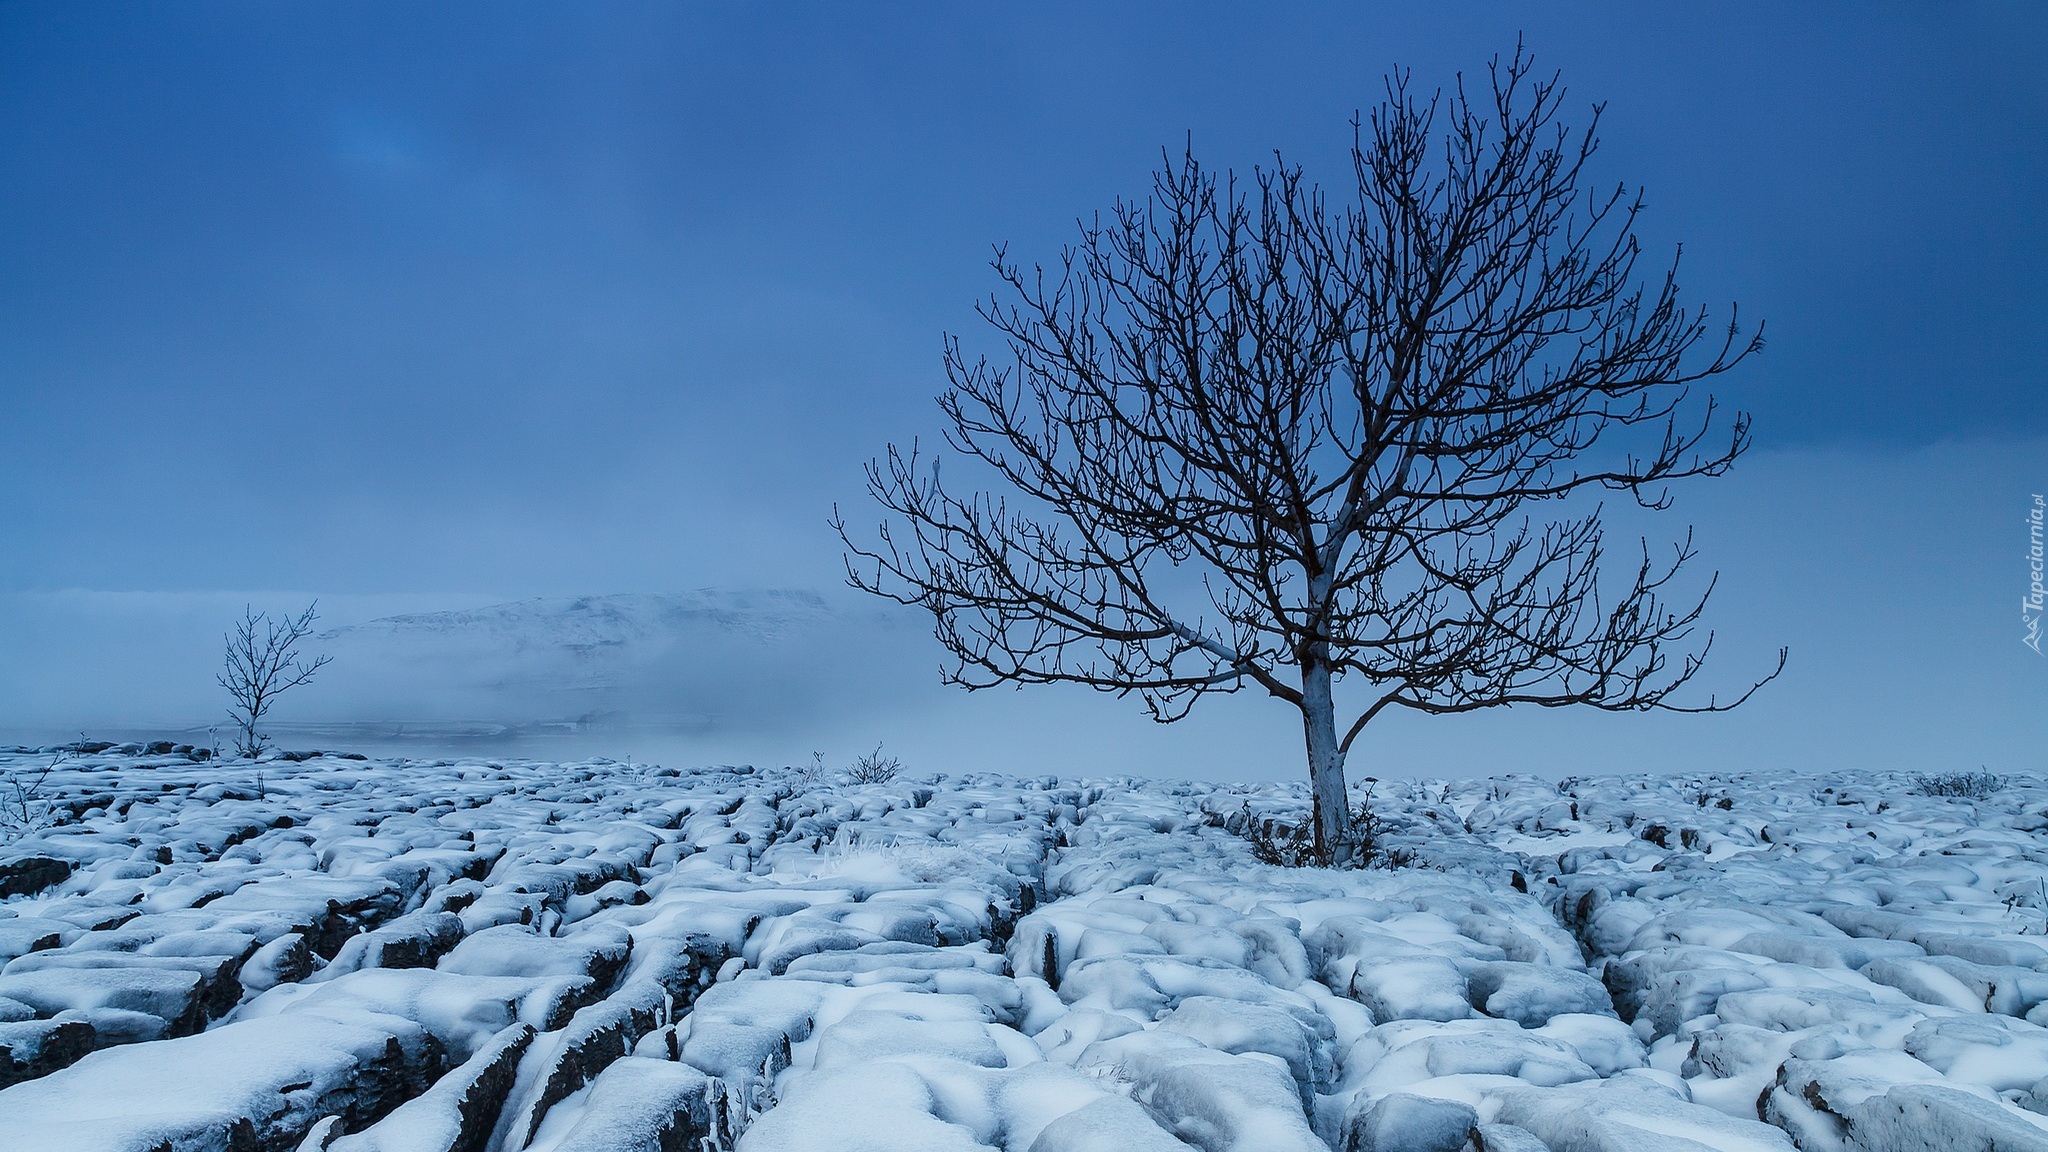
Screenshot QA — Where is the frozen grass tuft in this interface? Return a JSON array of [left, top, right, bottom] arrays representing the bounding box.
[[1227, 788, 1385, 869], [0, 752, 69, 842], [802, 835, 986, 885]]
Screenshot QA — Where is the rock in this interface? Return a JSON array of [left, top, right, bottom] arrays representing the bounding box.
[[0, 1018, 96, 1088], [1350, 955, 1473, 1023], [0, 919, 67, 963], [501, 982, 671, 1148], [206, 875, 409, 959], [813, 1010, 1006, 1070], [0, 856, 73, 899], [1028, 1096, 1190, 1152], [1868, 955, 2048, 1017], [242, 933, 316, 994], [1845, 1082, 2048, 1152], [0, 965, 207, 1038], [5, 948, 243, 1022], [730, 1060, 989, 1152], [1467, 962, 1615, 1027], [1498, 1075, 1797, 1152], [1916, 933, 2048, 971], [1343, 1092, 1477, 1152], [1115, 1042, 1326, 1152], [1474, 1125, 1552, 1152], [438, 923, 631, 987], [1156, 995, 1334, 1105], [1902, 1015, 2048, 1093], [362, 913, 467, 972], [548, 1057, 726, 1152], [326, 1022, 533, 1152], [0, 1012, 442, 1152], [297, 1115, 345, 1150], [1769, 1052, 2048, 1152], [1602, 949, 1767, 1034], [1726, 931, 1926, 972], [254, 967, 594, 1059]]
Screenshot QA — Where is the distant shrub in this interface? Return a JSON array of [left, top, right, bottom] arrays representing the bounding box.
[[847, 745, 901, 785], [1913, 771, 2004, 799], [788, 746, 903, 789]]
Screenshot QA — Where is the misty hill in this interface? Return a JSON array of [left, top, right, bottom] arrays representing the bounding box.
[[304, 590, 902, 737], [323, 589, 834, 668]]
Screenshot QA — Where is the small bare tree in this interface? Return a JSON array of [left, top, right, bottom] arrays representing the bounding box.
[[837, 48, 1783, 862], [219, 602, 332, 759]]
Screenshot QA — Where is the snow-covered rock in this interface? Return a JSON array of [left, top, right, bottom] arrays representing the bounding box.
[[1, 753, 2045, 1150]]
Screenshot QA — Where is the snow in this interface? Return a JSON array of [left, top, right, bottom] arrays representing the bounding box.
[[4, 753, 2048, 1150]]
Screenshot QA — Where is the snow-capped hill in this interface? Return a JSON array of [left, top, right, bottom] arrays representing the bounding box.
[[323, 589, 833, 652], [293, 589, 905, 744]]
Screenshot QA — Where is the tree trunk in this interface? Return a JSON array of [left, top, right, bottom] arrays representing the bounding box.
[[1299, 658, 1352, 863]]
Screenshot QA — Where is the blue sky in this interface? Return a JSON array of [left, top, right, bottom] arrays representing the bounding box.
[[1, 3, 2042, 776]]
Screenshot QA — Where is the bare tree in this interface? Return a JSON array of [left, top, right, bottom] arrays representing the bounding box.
[[219, 602, 332, 759], [836, 48, 1784, 862]]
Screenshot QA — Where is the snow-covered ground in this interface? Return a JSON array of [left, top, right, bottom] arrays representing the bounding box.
[[1, 750, 2046, 1151]]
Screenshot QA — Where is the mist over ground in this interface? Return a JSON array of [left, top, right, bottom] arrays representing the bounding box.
[[4, 439, 2039, 782]]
